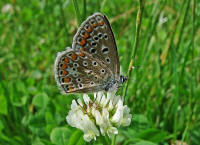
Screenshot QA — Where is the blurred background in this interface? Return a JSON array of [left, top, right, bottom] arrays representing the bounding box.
[[0, 0, 199, 145]]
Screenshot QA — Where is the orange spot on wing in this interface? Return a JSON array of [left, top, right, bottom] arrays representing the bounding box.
[[64, 77, 70, 83], [83, 33, 89, 39], [69, 84, 73, 92], [92, 23, 97, 28], [71, 53, 77, 60], [78, 52, 85, 57], [80, 39, 86, 46], [87, 27, 93, 33], [99, 21, 104, 26], [62, 70, 68, 75], [78, 48, 85, 57], [64, 58, 69, 63], [62, 64, 67, 69]]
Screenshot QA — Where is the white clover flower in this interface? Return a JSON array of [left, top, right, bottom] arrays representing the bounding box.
[[66, 100, 99, 142], [66, 91, 132, 142]]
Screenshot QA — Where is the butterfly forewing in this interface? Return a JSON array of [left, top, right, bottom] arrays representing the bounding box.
[[72, 13, 120, 80]]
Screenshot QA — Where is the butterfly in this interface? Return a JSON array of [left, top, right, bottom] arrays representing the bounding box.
[[54, 12, 127, 94]]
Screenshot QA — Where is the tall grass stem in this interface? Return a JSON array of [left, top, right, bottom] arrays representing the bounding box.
[[123, 0, 145, 98], [73, 0, 81, 25]]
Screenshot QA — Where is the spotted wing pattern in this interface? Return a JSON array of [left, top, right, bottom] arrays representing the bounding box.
[[54, 47, 112, 93], [54, 12, 120, 94], [72, 12, 120, 80]]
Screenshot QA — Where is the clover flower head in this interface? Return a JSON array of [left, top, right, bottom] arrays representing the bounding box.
[[66, 91, 132, 142]]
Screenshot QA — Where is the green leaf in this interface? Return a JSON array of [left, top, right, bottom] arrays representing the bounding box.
[[32, 137, 45, 145], [131, 114, 150, 131], [120, 128, 138, 139], [33, 93, 49, 108], [0, 119, 5, 132], [138, 128, 169, 143], [123, 138, 157, 145], [45, 111, 57, 135], [76, 137, 86, 145], [68, 130, 83, 145], [0, 83, 7, 115], [23, 110, 46, 136], [0, 95, 7, 115], [50, 127, 71, 145], [31, 70, 42, 80], [134, 140, 157, 145], [190, 126, 200, 145], [132, 114, 149, 125]]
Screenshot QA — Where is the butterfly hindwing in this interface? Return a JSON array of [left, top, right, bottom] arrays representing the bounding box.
[[54, 48, 112, 93]]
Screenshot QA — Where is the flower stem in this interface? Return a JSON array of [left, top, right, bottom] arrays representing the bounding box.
[[123, 0, 145, 98], [111, 135, 116, 145]]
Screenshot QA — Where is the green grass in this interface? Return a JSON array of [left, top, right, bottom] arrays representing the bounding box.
[[0, 0, 200, 145]]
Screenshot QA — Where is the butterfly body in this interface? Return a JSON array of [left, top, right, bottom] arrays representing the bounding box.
[[54, 12, 127, 94], [102, 75, 127, 91]]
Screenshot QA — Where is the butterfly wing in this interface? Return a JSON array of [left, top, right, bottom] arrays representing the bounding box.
[[72, 12, 120, 80], [54, 12, 120, 94], [54, 47, 113, 94]]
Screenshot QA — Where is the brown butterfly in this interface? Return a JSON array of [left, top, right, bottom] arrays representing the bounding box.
[[54, 12, 127, 94]]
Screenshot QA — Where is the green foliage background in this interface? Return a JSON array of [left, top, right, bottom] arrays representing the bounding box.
[[0, 0, 199, 145]]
